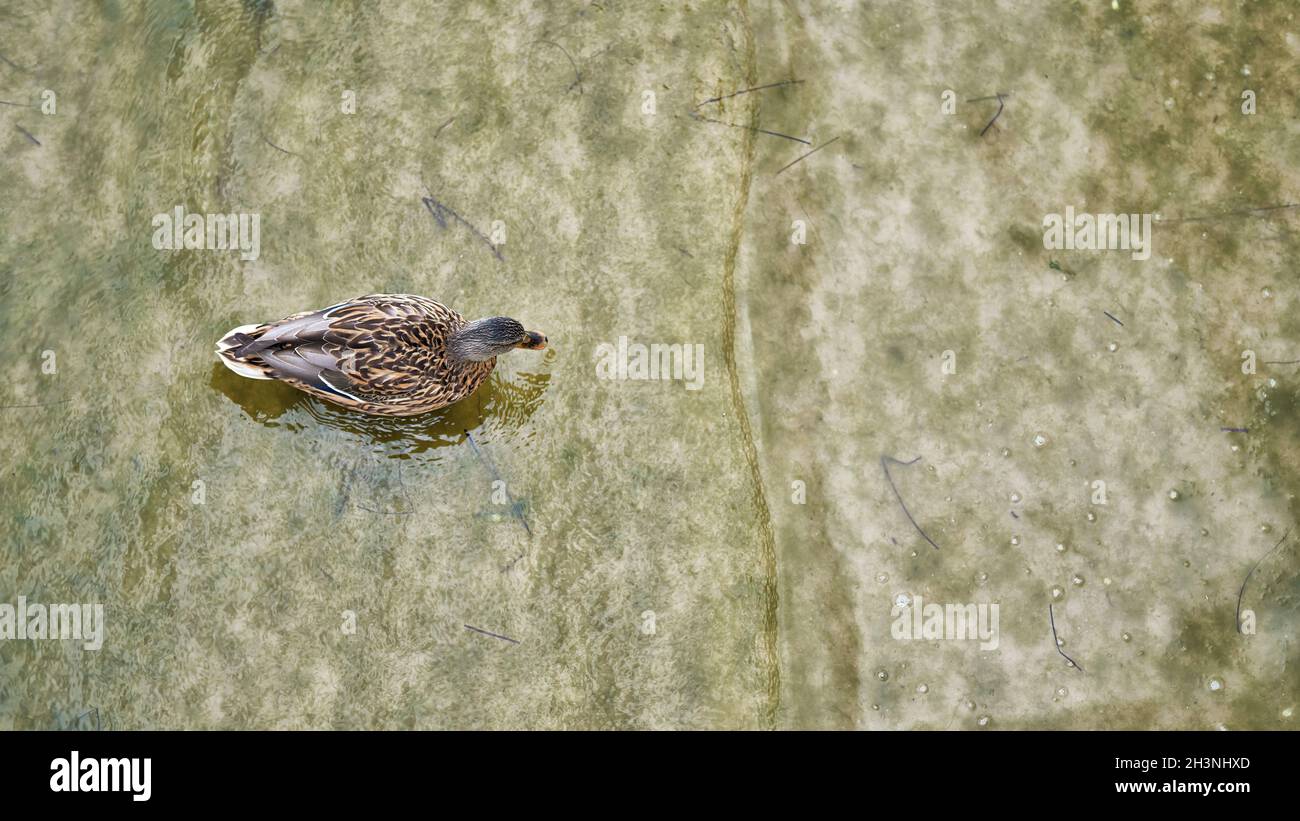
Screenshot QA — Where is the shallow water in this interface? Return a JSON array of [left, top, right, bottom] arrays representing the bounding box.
[[2, 1, 1298, 729]]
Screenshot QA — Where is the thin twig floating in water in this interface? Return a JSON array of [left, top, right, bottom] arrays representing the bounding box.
[[422, 195, 505, 262], [464, 624, 520, 644], [0, 52, 32, 72], [260, 129, 301, 157], [0, 99, 33, 107], [1156, 203, 1299, 224], [1236, 528, 1290, 635], [1220, 427, 1249, 433], [693, 78, 804, 109], [1049, 603, 1084, 672], [532, 40, 582, 94], [76, 707, 103, 731], [1103, 310, 1124, 327], [975, 93, 1006, 137], [433, 116, 456, 140], [15, 124, 40, 146], [775, 135, 840, 176], [354, 503, 413, 516], [465, 429, 532, 536], [1263, 358, 1300, 365], [686, 111, 811, 144], [0, 398, 69, 409], [880, 454, 941, 550]]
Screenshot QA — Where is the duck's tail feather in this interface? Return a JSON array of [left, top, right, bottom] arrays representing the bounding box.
[[216, 323, 274, 380]]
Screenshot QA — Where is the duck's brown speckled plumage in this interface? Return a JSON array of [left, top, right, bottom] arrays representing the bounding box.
[[216, 294, 497, 416]]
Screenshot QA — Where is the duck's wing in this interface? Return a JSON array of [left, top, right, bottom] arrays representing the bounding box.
[[231, 298, 448, 406]]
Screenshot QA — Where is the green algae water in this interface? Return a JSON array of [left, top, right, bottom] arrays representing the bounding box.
[[1, 1, 1298, 730]]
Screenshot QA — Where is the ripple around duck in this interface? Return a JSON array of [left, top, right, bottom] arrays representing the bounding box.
[[208, 360, 552, 460]]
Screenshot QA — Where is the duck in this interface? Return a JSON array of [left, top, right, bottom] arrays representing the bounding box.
[[215, 294, 547, 416]]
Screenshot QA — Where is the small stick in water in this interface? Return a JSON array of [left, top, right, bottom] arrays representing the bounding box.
[[423, 196, 504, 262], [1103, 310, 1124, 327], [465, 429, 532, 536], [0, 52, 31, 72], [1049, 603, 1085, 672], [1236, 528, 1290, 634], [0, 398, 69, 409], [880, 454, 941, 550], [687, 110, 811, 144], [1156, 203, 1298, 224], [775, 135, 840, 176], [694, 78, 804, 109], [464, 624, 519, 644], [260, 129, 301, 157], [15, 124, 40, 146], [532, 40, 582, 94], [1220, 427, 1249, 433], [978, 94, 1006, 137]]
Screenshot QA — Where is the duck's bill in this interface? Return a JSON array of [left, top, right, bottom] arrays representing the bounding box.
[[520, 331, 548, 350]]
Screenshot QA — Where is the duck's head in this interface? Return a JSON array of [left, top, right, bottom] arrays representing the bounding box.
[[448, 316, 548, 362]]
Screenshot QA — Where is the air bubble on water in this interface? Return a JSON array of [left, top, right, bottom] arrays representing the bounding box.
[[1071, 574, 1085, 587], [1208, 677, 1223, 692], [1011, 535, 1020, 546], [977, 571, 989, 584], [871, 704, 880, 711], [916, 683, 929, 694], [1121, 632, 1132, 642], [1283, 707, 1294, 719], [876, 572, 889, 584], [1055, 542, 1067, 554], [1103, 577, 1112, 586], [1056, 687, 1069, 698], [1268, 378, 1278, 388], [1010, 492, 1021, 503], [1262, 286, 1271, 298], [876, 669, 889, 682], [1086, 511, 1097, 522], [1107, 341, 1119, 352], [1163, 98, 1175, 110], [894, 593, 911, 608], [1168, 489, 1180, 500], [1261, 523, 1272, 533], [1000, 447, 1011, 458], [1051, 585, 1064, 600], [1033, 433, 1049, 448], [977, 715, 991, 727]]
